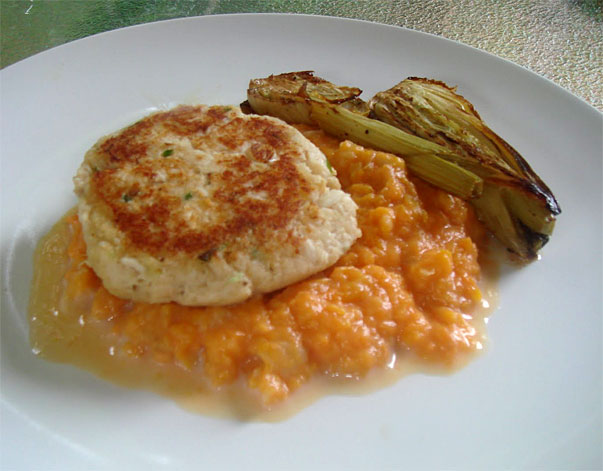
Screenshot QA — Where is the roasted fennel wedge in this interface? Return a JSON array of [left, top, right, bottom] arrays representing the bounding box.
[[309, 103, 483, 199], [246, 72, 560, 260], [247, 72, 482, 199], [370, 78, 560, 259], [248, 71, 369, 124]]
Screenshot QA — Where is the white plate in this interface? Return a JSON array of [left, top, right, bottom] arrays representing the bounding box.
[[1, 14, 601, 470]]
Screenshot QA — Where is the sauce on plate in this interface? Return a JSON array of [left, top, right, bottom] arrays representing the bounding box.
[[29, 127, 497, 420]]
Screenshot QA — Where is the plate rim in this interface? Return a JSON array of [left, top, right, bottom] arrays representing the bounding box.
[[1, 11, 601, 470], [1, 12, 601, 116]]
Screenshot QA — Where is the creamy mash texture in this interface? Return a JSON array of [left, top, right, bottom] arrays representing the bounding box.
[[29, 121, 491, 415]]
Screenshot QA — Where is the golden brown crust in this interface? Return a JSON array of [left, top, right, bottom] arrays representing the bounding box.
[[89, 105, 312, 256]]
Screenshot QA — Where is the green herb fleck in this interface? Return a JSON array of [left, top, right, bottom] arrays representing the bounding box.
[[162, 149, 174, 157], [326, 158, 334, 174], [122, 194, 133, 202], [184, 192, 193, 200], [228, 272, 244, 283]]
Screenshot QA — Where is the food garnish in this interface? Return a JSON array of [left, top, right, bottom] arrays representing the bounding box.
[[246, 72, 561, 259], [370, 78, 560, 259], [310, 103, 483, 200], [247, 70, 369, 124]]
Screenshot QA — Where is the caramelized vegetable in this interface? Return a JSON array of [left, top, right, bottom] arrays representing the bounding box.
[[247, 71, 369, 124], [247, 72, 483, 200], [310, 103, 483, 199], [370, 78, 560, 259], [246, 71, 561, 259]]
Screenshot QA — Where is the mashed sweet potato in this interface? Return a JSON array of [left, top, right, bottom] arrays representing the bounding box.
[[32, 126, 489, 410]]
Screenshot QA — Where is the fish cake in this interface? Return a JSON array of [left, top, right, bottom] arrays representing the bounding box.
[[73, 105, 361, 306]]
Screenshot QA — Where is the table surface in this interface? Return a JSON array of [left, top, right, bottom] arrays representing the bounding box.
[[1, 0, 602, 111]]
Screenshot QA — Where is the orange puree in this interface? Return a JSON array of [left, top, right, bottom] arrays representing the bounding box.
[[29, 126, 491, 411]]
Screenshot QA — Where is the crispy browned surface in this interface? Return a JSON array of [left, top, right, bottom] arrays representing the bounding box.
[[90, 105, 312, 256]]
